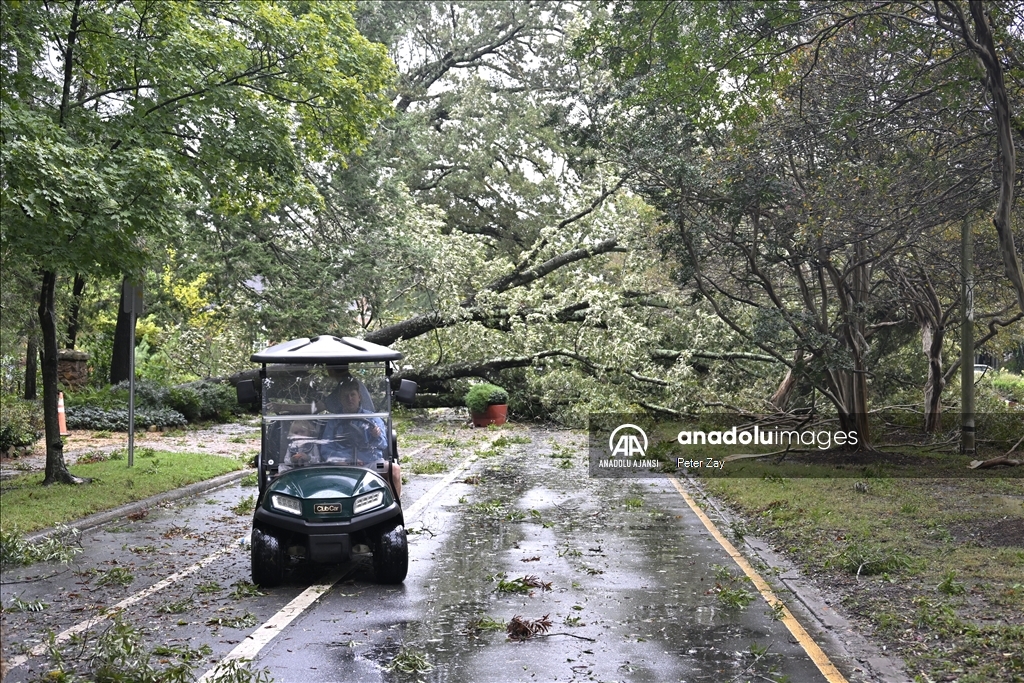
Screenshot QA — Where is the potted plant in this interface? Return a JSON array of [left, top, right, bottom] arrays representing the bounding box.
[[465, 382, 508, 427]]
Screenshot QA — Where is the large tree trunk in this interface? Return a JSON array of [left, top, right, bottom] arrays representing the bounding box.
[[828, 242, 873, 447], [24, 318, 38, 400], [39, 271, 82, 485], [770, 351, 804, 410], [110, 277, 132, 385], [65, 272, 86, 349], [922, 319, 945, 432], [38, 0, 84, 485], [832, 368, 871, 446], [851, 243, 872, 444]]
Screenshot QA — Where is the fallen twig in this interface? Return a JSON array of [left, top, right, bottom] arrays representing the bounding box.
[[722, 448, 813, 462], [729, 642, 775, 682], [531, 632, 597, 642]]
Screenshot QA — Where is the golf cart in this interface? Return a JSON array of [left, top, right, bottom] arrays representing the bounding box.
[[235, 336, 416, 587]]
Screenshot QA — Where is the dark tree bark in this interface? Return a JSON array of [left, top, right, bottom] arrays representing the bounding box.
[[39, 271, 82, 485], [65, 272, 86, 349], [24, 335, 38, 400], [921, 319, 946, 433], [110, 277, 132, 385]]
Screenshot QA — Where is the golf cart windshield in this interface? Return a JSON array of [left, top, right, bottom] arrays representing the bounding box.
[[262, 363, 391, 473]]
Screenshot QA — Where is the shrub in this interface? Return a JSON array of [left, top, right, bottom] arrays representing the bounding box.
[[65, 385, 129, 410], [990, 371, 1024, 403], [167, 386, 203, 421], [0, 395, 43, 453], [168, 382, 237, 421], [65, 406, 187, 431], [464, 383, 509, 414], [64, 379, 238, 429], [113, 379, 169, 408]]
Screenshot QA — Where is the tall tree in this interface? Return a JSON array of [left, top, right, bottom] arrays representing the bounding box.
[[583, 1, 1022, 439], [1, 0, 393, 483], [179, 1, 655, 416]]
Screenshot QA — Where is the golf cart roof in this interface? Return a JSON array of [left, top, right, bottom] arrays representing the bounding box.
[[251, 335, 402, 364]]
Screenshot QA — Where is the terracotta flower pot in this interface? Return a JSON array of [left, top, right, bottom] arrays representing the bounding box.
[[470, 403, 507, 427]]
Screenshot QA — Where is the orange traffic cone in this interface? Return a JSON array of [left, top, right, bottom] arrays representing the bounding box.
[[58, 392, 70, 436]]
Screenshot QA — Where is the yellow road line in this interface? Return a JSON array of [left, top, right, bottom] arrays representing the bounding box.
[[668, 475, 849, 683]]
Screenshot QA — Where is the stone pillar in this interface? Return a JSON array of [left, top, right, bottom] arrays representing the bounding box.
[[57, 349, 90, 390]]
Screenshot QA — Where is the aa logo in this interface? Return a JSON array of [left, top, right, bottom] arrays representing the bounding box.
[[609, 424, 648, 458]]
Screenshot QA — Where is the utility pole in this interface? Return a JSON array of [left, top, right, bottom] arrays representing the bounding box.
[[961, 217, 975, 455]]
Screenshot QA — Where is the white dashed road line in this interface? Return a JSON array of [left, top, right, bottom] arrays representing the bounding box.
[[6, 544, 235, 672]]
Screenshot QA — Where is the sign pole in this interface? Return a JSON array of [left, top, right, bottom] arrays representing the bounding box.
[[128, 306, 136, 467]]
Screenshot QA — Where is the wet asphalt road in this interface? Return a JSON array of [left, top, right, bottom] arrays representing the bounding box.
[[1, 425, 850, 683]]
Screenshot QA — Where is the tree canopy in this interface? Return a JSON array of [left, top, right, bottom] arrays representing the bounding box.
[[1, 0, 394, 482], [1, 0, 1021, 462]]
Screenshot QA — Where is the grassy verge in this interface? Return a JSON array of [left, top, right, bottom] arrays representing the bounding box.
[[0, 450, 244, 533], [688, 451, 1024, 683]]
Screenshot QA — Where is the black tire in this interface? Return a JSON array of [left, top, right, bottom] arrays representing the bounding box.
[[372, 521, 408, 584], [251, 526, 286, 587]]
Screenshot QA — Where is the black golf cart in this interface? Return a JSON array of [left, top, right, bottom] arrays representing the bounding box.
[[235, 335, 416, 587]]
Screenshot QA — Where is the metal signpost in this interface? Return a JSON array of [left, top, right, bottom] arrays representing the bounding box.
[[123, 280, 143, 467]]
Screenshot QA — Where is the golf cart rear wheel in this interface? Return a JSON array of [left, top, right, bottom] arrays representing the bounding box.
[[372, 521, 408, 584], [251, 526, 286, 587]]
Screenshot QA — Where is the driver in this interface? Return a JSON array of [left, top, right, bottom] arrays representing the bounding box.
[[320, 376, 402, 498]]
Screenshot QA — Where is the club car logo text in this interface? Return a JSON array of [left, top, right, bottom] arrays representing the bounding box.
[[599, 424, 659, 468], [314, 503, 341, 514]]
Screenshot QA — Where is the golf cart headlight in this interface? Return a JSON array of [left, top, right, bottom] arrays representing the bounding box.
[[271, 494, 302, 516], [353, 490, 384, 514]]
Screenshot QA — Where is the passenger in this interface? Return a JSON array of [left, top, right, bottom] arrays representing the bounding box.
[[279, 419, 322, 473]]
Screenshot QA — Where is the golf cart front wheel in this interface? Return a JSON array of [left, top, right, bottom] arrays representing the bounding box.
[[372, 522, 408, 584], [251, 526, 286, 587]]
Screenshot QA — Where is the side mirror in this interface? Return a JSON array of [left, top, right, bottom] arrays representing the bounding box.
[[236, 379, 258, 405], [394, 379, 417, 406]]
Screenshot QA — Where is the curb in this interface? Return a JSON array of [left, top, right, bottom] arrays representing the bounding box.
[[25, 469, 251, 543], [681, 476, 910, 683]]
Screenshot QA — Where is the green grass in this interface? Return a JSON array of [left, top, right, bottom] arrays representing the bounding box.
[[0, 451, 243, 533], [698, 456, 1024, 683]]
